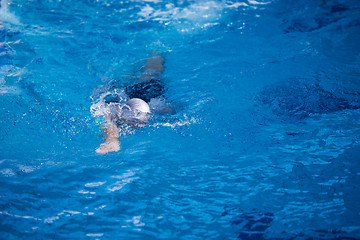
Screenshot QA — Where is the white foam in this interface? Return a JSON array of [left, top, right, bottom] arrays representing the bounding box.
[[90, 89, 128, 117], [107, 176, 139, 192], [248, 0, 271, 5], [137, 4, 155, 18], [0, 168, 15, 177], [0, 211, 41, 221], [226, 2, 249, 8], [86, 233, 104, 237], [132, 0, 274, 29], [150, 115, 197, 129], [134, 0, 226, 32], [125, 216, 145, 227], [85, 181, 106, 188], [0, 0, 20, 25]]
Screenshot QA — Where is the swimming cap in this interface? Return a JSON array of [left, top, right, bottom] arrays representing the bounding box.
[[126, 98, 150, 113], [120, 98, 150, 125]]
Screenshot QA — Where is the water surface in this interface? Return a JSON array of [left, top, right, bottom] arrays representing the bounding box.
[[1, 0, 360, 239]]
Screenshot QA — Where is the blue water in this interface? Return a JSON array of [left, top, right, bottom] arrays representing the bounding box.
[[1, 0, 360, 239]]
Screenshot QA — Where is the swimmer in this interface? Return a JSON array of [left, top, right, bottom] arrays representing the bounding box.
[[95, 52, 173, 154]]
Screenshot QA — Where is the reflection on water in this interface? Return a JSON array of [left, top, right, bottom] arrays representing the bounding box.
[[256, 78, 359, 119]]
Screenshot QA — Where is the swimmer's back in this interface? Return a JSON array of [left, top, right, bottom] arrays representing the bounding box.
[[125, 78, 165, 102]]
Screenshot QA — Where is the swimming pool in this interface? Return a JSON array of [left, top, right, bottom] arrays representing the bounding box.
[[1, 0, 360, 239]]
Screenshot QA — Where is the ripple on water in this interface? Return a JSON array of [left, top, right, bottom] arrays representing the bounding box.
[[1, 0, 360, 239]]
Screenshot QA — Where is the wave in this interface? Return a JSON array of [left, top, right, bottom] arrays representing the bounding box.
[[255, 78, 360, 120]]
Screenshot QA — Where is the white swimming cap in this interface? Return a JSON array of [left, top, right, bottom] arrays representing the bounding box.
[[126, 98, 150, 113], [120, 98, 150, 125]]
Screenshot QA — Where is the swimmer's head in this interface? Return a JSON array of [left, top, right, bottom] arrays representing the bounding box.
[[121, 98, 150, 126], [126, 98, 150, 114]]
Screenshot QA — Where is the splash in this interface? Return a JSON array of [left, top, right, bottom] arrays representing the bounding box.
[[132, 0, 255, 32], [0, 0, 20, 25], [90, 88, 129, 118]]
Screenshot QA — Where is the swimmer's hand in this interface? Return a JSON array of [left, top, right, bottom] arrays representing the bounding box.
[[96, 118, 120, 154], [96, 139, 120, 154]]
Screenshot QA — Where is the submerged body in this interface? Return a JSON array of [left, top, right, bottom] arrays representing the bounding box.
[[95, 53, 170, 154]]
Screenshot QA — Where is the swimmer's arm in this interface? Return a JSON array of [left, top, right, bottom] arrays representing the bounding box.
[[144, 54, 164, 72], [96, 118, 120, 154], [139, 52, 165, 81]]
